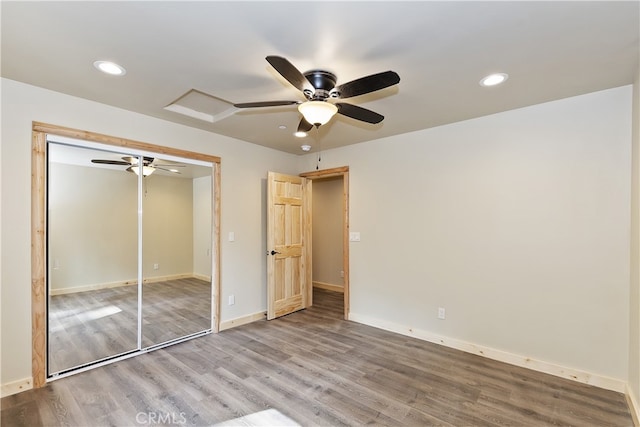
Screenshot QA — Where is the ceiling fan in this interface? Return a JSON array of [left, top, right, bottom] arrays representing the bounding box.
[[90, 156, 183, 177], [234, 56, 400, 132]]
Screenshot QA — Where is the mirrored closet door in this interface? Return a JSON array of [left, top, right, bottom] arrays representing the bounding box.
[[48, 143, 140, 374], [47, 138, 213, 377], [141, 156, 213, 347]]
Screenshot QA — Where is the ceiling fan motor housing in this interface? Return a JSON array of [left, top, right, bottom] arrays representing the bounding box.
[[304, 70, 338, 100]]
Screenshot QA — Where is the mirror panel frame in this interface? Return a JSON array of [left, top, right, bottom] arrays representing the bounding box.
[[31, 121, 221, 388]]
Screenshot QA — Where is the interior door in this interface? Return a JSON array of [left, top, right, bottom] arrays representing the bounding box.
[[267, 172, 311, 320]]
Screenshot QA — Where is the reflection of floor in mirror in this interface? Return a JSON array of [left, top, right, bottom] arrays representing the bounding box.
[[48, 277, 211, 374]]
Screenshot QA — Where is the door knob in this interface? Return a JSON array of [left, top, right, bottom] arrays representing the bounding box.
[[270, 250, 280, 255]]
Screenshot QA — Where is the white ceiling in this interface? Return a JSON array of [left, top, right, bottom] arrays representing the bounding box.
[[2, 1, 638, 155]]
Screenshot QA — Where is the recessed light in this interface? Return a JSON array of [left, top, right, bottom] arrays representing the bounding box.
[[480, 73, 508, 87], [278, 125, 287, 130], [301, 145, 312, 152], [93, 60, 126, 76], [294, 131, 307, 138]]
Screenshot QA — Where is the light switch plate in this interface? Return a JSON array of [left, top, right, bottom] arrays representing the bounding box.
[[349, 232, 361, 242], [228, 231, 235, 242]]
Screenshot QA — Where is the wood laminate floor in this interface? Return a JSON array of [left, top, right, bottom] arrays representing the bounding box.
[[3, 289, 633, 426]]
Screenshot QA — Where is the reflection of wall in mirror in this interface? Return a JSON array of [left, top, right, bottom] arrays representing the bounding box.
[[142, 173, 193, 280], [193, 175, 212, 281], [49, 163, 137, 293], [49, 163, 210, 294]]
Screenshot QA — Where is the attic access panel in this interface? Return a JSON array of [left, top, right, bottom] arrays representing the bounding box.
[[164, 89, 235, 123]]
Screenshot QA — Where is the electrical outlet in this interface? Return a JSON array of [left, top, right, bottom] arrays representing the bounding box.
[[153, 263, 159, 270], [228, 295, 235, 306], [438, 307, 446, 319], [340, 270, 344, 278]]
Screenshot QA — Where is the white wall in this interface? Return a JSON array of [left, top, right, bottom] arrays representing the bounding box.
[[312, 177, 344, 288], [0, 78, 297, 386], [193, 175, 213, 279], [629, 70, 640, 412], [299, 86, 633, 385]]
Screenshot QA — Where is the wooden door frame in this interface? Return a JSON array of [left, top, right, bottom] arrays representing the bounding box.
[[299, 166, 350, 319], [31, 122, 221, 388]]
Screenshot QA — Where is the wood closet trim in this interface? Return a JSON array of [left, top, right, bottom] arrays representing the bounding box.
[[32, 122, 221, 163], [299, 166, 348, 179], [31, 122, 222, 388], [31, 131, 47, 388]]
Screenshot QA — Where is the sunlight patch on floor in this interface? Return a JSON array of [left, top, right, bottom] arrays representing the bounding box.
[[49, 305, 123, 331], [213, 409, 300, 426]]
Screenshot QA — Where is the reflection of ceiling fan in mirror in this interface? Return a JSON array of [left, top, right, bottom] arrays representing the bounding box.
[[90, 156, 183, 177]]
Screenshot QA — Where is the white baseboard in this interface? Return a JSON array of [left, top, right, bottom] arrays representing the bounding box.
[[51, 279, 137, 295], [313, 281, 344, 293], [1, 377, 32, 398], [349, 312, 626, 393], [50, 273, 200, 295], [219, 311, 267, 331], [627, 384, 640, 426], [143, 273, 193, 284]]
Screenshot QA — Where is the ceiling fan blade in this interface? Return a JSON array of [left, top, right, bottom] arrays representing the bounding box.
[[336, 103, 384, 124], [152, 158, 185, 167], [334, 71, 400, 99], [121, 156, 155, 165], [153, 163, 185, 167], [266, 55, 315, 94], [298, 117, 313, 133], [91, 159, 130, 165], [155, 167, 181, 174], [234, 100, 300, 108]]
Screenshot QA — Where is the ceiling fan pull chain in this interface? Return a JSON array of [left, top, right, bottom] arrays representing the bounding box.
[[316, 125, 322, 170]]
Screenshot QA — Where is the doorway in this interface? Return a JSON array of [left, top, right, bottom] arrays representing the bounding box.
[[300, 167, 349, 319]]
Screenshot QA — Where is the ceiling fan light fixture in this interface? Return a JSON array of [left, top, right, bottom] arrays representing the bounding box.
[[131, 165, 156, 177], [298, 101, 338, 126], [480, 73, 508, 87]]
